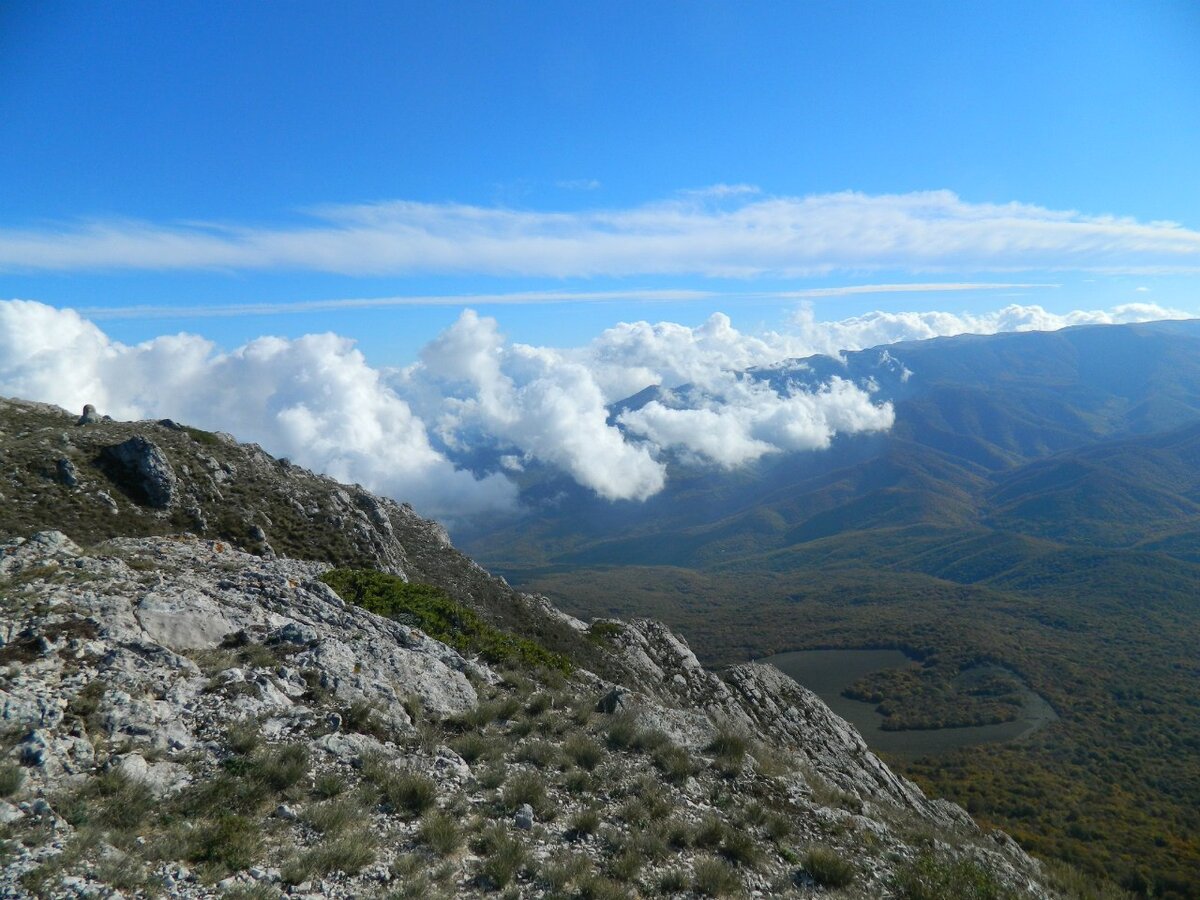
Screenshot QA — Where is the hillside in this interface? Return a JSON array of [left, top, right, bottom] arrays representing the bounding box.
[[460, 321, 1200, 898], [0, 396, 1083, 899]]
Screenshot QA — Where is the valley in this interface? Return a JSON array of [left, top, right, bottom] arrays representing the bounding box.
[[762, 650, 1056, 758], [465, 321, 1200, 898]]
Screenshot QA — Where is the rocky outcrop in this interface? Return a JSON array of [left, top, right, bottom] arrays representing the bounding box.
[[99, 435, 179, 508], [0, 397, 1058, 898], [0, 531, 1051, 899], [595, 618, 971, 825]]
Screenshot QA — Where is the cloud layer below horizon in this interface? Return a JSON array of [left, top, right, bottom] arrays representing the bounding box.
[[3, 189, 1199, 276], [0, 299, 1189, 519]]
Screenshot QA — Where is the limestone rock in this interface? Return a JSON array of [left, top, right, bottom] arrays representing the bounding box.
[[56, 457, 79, 487], [99, 435, 178, 508]]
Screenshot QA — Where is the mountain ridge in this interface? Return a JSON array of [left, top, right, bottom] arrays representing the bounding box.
[[0, 395, 1080, 898]]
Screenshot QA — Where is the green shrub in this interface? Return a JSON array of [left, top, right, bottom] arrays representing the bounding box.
[[302, 797, 362, 834], [719, 829, 761, 868], [893, 851, 1012, 900], [564, 734, 604, 771], [502, 770, 551, 817], [631, 728, 670, 752], [477, 762, 507, 790], [187, 814, 262, 873], [577, 874, 632, 899], [225, 722, 261, 756], [706, 728, 748, 776], [608, 846, 644, 882], [666, 819, 693, 849], [567, 806, 601, 839], [802, 846, 855, 887], [525, 693, 552, 716], [764, 812, 792, 842], [694, 815, 728, 850], [256, 743, 310, 791], [313, 771, 347, 799], [658, 868, 687, 892], [563, 769, 593, 795], [282, 829, 376, 883], [587, 620, 625, 642], [0, 763, 24, 798], [693, 856, 743, 897], [652, 742, 698, 783], [65, 770, 154, 832], [451, 732, 492, 764], [515, 739, 559, 768], [475, 825, 528, 889], [619, 789, 672, 827], [377, 771, 438, 818], [605, 714, 639, 750], [539, 851, 591, 891], [341, 700, 381, 735], [182, 770, 270, 817], [419, 811, 463, 856], [320, 569, 571, 673]]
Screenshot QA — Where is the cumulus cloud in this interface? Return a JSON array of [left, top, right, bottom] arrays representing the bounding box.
[[2, 189, 1198, 276], [0, 300, 515, 519], [617, 376, 894, 468], [0, 298, 1191, 519]]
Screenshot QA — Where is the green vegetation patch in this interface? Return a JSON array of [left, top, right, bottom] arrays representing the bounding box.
[[843, 665, 1025, 731], [320, 568, 571, 674]]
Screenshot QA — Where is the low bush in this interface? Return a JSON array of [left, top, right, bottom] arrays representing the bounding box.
[[475, 825, 528, 889], [186, 813, 262, 874], [802, 846, 855, 887], [719, 829, 762, 869], [893, 851, 1012, 900], [694, 856, 743, 897], [282, 829, 376, 883], [0, 763, 24, 798], [652, 743, 698, 783], [225, 722, 261, 756], [515, 739, 559, 768], [502, 770, 551, 818], [313, 771, 347, 799], [302, 797, 362, 834], [320, 569, 571, 674], [451, 732, 492, 763], [377, 771, 438, 818], [564, 734, 604, 771], [419, 811, 463, 856], [255, 743, 310, 791], [567, 806, 601, 840]]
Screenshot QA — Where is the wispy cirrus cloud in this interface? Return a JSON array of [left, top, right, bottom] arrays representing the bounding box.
[[76, 282, 1054, 321], [2, 189, 1198, 276]]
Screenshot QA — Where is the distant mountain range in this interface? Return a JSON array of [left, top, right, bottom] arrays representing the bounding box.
[[461, 319, 1200, 897], [462, 319, 1200, 569]]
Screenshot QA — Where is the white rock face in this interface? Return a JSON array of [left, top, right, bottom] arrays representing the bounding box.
[[0, 531, 485, 785]]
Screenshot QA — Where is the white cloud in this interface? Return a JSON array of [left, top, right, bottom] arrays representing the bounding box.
[[617, 376, 894, 468], [0, 300, 515, 519], [0, 299, 1192, 520], [2, 189, 1198, 276], [75, 282, 1049, 322], [395, 310, 668, 501]]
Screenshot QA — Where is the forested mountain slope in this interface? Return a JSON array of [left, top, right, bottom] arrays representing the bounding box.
[[462, 321, 1200, 897]]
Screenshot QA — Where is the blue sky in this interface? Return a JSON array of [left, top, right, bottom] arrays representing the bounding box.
[[2, 1, 1200, 518], [2, 0, 1199, 362]]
